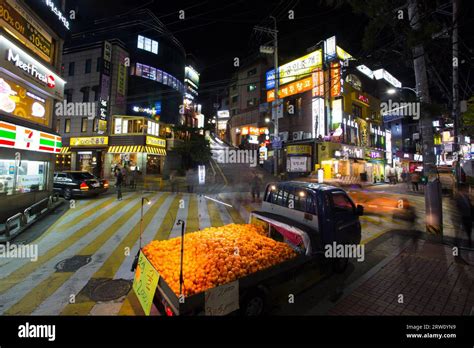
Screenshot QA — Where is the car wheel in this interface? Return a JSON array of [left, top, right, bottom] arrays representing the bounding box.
[[241, 290, 266, 316], [63, 188, 72, 200], [333, 257, 349, 274]]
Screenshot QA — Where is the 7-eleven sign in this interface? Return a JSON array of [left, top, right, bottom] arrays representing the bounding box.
[[0, 121, 61, 154]]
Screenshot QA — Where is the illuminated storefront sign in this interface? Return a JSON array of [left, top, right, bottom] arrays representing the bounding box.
[[287, 145, 312, 155], [0, 77, 51, 126], [0, 0, 54, 62], [366, 150, 383, 160], [324, 36, 336, 61], [279, 50, 322, 85], [373, 69, 402, 88], [330, 62, 341, 97], [0, 120, 61, 153], [266, 50, 322, 88], [336, 46, 352, 61], [146, 136, 166, 148], [356, 93, 370, 106], [70, 136, 108, 147], [185, 66, 200, 87], [386, 130, 392, 165], [312, 97, 325, 138], [312, 68, 324, 97], [331, 98, 343, 125], [267, 76, 313, 102], [341, 145, 364, 159], [44, 0, 70, 30], [0, 35, 65, 98], [132, 102, 161, 117]]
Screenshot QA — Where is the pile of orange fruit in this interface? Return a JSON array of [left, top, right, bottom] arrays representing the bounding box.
[[142, 224, 297, 297]]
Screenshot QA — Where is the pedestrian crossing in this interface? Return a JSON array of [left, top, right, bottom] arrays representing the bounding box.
[[0, 191, 407, 316]]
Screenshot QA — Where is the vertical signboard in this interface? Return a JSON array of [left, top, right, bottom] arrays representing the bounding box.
[[312, 98, 325, 138], [115, 51, 128, 110], [96, 41, 112, 134], [330, 62, 341, 97], [312, 68, 324, 97]]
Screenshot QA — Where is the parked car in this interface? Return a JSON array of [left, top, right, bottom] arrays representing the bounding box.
[[53, 171, 109, 200]]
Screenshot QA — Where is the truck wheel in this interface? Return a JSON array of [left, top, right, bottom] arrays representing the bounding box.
[[332, 257, 349, 273], [63, 188, 72, 200], [241, 290, 267, 316]]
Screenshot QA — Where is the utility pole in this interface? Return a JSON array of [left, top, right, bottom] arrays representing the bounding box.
[[452, 0, 461, 184], [255, 17, 279, 177], [408, 0, 443, 236]]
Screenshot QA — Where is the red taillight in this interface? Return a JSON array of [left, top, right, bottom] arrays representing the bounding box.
[[80, 182, 89, 190], [103, 180, 109, 188], [165, 306, 174, 316]]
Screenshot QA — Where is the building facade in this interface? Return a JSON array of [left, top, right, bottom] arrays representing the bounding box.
[[0, 0, 66, 222]]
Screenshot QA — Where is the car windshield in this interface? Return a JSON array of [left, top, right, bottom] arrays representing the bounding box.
[[69, 172, 96, 180]]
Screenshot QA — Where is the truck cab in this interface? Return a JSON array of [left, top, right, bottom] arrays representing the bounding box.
[[259, 181, 363, 251]]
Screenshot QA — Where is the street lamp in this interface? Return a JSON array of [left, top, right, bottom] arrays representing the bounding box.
[[387, 87, 418, 98], [131, 196, 151, 272]]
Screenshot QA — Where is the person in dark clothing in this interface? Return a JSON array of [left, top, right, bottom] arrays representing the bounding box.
[[115, 167, 123, 201], [411, 172, 420, 192], [250, 172, 262, 203], [455, 184, 472, 247]]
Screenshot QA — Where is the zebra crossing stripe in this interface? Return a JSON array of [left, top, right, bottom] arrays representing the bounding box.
[[4, 195, 153, 315], [152, 194, 182, 241], [207, 198, 224, 227], [198, 195, 211, 229], [0, 194, 141, 294], [58, 193, 169, 316], [185, 195, 199, 233]]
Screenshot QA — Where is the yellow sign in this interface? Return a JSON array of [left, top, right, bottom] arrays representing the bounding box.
[[287, 145, 312, 155], [146, 136, 166, 148], [267, 76, 313, 102], [133, 251, 160, 316], [70, 136, 108, 147], [279, 50, 322, 85]]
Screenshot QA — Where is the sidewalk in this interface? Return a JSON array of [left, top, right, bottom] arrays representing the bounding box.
[[327, 239, 474, 316]]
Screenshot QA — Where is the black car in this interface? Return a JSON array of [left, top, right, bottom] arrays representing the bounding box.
[[53, 171, 109, 200]]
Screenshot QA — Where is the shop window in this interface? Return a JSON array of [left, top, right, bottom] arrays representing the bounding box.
[[85, 59, 92, 74], [65, 119, 71, 133], [352, 104, 362, 119], [0, 160, 48, 195], [81, 87, 90, 102], [68, 62, 75, 76], [81, 118, 88, 132]]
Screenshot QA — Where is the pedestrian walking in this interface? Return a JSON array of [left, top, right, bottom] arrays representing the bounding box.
[[250, 172, 262, 203], [115, 167, 123, 200], [455, 184, 473, 247], [130, 167, 138, 190], [411, 172, 420, 192], [170, 170, 179, 193], [186, 168, 194, 193]]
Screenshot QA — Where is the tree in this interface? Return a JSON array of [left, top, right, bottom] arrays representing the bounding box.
[[172, 126, 212, 170], [461, 95, 474, 137]]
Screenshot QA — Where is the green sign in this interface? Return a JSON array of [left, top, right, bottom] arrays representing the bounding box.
[[133, 251, 159, 316]]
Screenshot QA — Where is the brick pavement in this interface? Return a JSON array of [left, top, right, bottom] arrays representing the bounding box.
[[328, 240, 474, 316]]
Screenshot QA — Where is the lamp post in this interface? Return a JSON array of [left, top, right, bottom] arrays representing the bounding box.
[[177, 219, 185, 296], [255, 17, 279, 178], [131, 196, 151, 272]]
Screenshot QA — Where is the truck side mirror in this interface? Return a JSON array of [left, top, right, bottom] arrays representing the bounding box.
[[356, 205, 364, 216]]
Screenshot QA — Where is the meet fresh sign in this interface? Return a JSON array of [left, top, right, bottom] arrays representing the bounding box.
[[0, 35, 65, 98], [7, 49, 54, 88]]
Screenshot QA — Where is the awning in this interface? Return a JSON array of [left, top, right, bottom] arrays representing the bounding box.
[[59, 147, 71, 154], [108, 145, 166, 156]]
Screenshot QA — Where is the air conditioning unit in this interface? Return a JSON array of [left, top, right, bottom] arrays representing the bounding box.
[[303, 132, 312, 139], [292, 131, 304, 141], [279, 132, 289, 142]]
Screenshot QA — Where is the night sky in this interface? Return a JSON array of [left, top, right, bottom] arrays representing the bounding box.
[[65, 0, 473, 115]]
